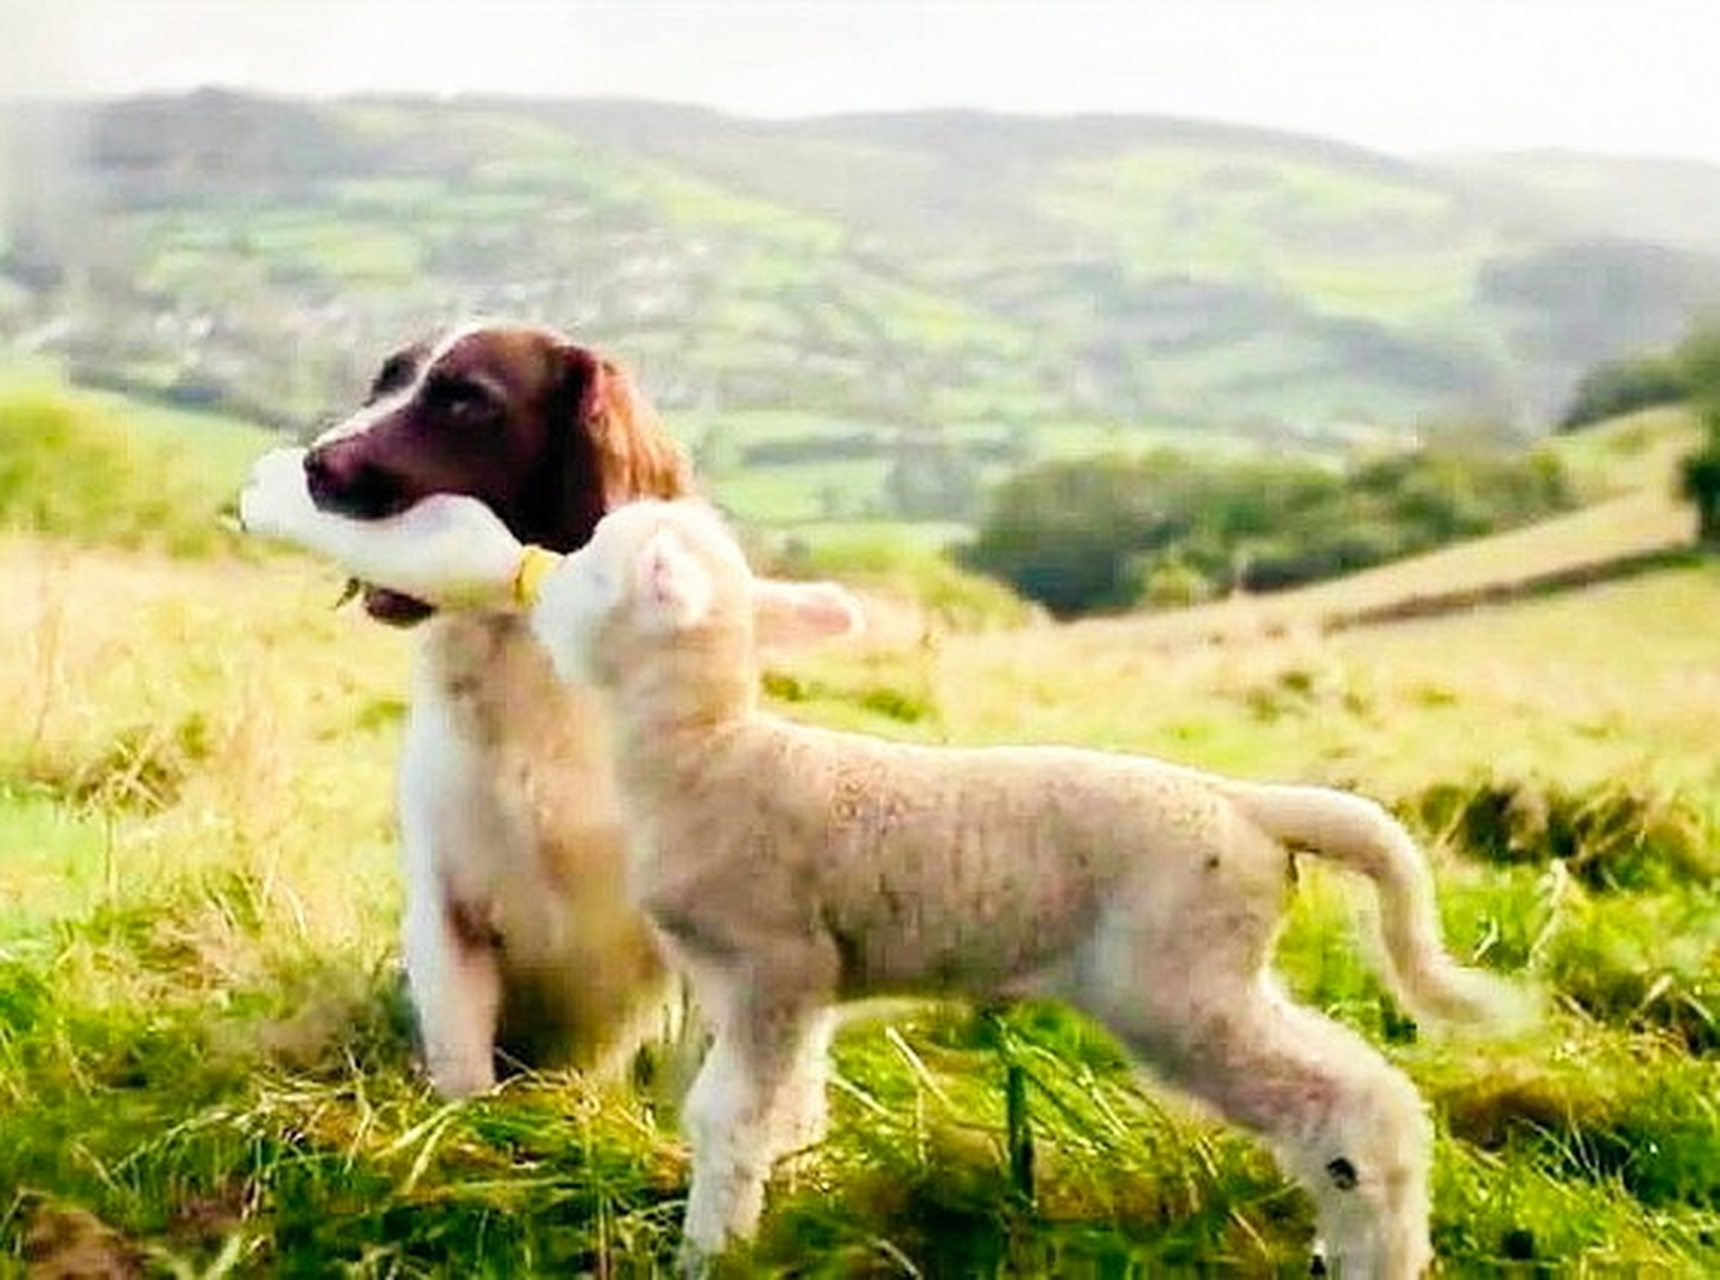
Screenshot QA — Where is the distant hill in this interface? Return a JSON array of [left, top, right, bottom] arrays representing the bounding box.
[[5, 91, 1720, 460], [1435, 150, 1720, 256]]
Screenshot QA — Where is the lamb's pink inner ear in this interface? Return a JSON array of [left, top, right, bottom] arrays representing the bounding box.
[[637, 528, 712, 629], [753, 580, 864, 647]]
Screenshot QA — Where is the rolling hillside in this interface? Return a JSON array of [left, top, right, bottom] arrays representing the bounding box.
[[1438, 149, 1720, 255], [6, 91, 1720, 480]]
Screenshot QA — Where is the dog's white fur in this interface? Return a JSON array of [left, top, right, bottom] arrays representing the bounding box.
[[240, 452, 859, 1097]]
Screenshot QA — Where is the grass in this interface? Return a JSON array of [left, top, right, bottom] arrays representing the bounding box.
[[1, 394, 1716, 1274], [0, 386, 257, 558]]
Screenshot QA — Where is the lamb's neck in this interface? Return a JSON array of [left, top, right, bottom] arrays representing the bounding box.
[[607, 660, 756, 790]]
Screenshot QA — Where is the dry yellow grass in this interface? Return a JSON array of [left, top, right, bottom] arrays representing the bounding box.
[[0, 535, 412, 947], [933, 563, 1720, 796]]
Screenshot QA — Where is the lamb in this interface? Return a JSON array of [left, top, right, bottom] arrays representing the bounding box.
[[238, 483, 1530, 1279]]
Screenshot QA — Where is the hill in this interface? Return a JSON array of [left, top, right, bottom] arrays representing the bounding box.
[[1437, 149, 1720, 256], [6, 91, 1720, 483]]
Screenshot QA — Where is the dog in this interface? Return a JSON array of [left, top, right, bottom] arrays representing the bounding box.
[[236, 490, 1531, 1278], [291, 323, 856, 1097]]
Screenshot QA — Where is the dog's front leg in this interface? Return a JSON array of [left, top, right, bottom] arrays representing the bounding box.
[[397, 687, 511, 1097], [401, 889, 502, 1097]]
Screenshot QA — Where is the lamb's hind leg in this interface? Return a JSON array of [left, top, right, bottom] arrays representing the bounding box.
[[1097, 975, 1433, 1280]]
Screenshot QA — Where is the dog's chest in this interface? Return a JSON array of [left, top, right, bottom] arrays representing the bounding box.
[[414, 615, 628, 941]]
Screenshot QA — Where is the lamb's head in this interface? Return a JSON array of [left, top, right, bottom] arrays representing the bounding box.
[[529, 499, 857, 700]]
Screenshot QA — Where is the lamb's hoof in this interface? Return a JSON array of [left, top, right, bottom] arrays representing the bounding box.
[[1309, 1240, 1328, 1275], [676, 1241, 714, 1280]]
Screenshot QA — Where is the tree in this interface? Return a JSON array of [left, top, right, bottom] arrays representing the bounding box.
[[1680, 445, 1720, 544], [1675, 324, 1720, 546], [883, 440, 981, 521], [957, 453, 1202, 617], [957, 447, 1569, 617], [1558, 352, 1689, 431]]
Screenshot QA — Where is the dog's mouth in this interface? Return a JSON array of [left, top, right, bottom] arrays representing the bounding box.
[[356, 582, 438, 627], [308, 486, 439, 626]]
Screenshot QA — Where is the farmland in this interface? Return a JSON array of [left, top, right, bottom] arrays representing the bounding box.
[[1, 385, 1715, 1274]]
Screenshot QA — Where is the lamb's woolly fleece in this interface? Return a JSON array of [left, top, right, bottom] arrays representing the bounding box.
[[532, 499, 1532, 1279]]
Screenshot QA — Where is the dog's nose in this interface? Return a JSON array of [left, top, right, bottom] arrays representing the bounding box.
[[304, 442, 407, 518]]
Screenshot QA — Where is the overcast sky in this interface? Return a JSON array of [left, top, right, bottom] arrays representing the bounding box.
[[7, 0, 1718, 162]]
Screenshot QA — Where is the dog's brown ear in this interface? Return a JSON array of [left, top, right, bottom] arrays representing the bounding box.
[[537, 345, 691, 552], [573, 350, 691, 507]]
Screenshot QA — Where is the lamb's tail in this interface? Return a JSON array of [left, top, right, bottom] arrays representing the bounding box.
[[1226, 782, 1535, 1030]]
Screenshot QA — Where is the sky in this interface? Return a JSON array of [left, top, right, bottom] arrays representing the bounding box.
[[5, 0, 1719, 163]]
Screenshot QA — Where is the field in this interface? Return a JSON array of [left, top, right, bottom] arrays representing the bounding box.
[[1, 395, 1717, 1276]]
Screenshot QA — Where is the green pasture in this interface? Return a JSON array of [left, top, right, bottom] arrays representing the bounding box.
[[1, 383, 1715, 1275]]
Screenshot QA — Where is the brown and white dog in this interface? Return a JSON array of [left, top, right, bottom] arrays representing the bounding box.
[[300, 322, 855, 1096]]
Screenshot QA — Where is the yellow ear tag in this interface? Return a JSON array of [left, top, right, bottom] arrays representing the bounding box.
[[512, 545, 562, 607]]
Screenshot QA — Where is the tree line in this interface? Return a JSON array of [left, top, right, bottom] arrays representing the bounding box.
[[1560, 321, 1720, 545], [957, 447, 1571, 617]]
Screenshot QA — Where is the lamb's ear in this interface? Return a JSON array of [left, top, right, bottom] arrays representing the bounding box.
[[753, 579, 864, 647], [634, 527, 713, 631]]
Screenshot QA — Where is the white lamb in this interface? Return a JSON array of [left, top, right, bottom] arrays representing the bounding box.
[[239, 483, 1530, 1279]]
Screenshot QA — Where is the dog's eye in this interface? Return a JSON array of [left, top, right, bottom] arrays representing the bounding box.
[[366, 352, 419, 403], [428, 375, 496, 423]]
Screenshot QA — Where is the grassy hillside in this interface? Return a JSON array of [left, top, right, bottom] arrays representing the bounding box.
[[2, 394, 1716, 1273], [8, 92, 1720, 476], [0, 363, 268, 556]]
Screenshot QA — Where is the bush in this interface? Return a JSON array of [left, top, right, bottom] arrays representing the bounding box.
[[1408, 776, 1715, 892], [958, 447, 1572, 617], [1558, 354, 1690, 432]]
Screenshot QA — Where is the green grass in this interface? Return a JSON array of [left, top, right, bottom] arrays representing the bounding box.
[[1549, 405, 1703, 498], [1040, 144, 1498, 323], [2, 399, 1716, 1274], [708, 458, 895, 525], [0, 384, 259, 557]]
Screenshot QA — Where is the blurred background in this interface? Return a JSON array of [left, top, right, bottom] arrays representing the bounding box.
[[4, 0, 1719, 608]]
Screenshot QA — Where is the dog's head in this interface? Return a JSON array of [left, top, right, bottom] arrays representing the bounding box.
[[304, 323, 689, 625]]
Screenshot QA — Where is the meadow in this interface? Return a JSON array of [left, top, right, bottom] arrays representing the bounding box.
[[1, 386, 1716, 1276]]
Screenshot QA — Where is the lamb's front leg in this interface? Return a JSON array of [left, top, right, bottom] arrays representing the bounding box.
[[776, 1008, 836, 1164], [677, 981, 833, 1275]]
